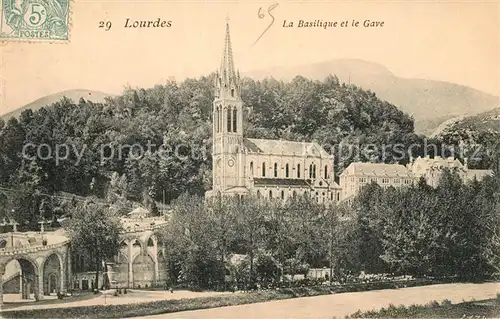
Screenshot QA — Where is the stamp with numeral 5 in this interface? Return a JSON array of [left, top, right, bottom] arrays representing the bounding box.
[[0, 0, 70, 42]]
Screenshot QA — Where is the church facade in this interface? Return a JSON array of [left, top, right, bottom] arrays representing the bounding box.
[[205, 23, 342, 204]]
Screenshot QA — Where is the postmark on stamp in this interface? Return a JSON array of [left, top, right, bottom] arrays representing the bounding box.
[[0, 0, 70, 42]]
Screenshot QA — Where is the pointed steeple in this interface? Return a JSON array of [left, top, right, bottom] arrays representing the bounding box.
[[219, 21, 238, 87]]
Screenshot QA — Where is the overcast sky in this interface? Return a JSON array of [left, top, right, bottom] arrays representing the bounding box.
[[0, 0, 498, 114]]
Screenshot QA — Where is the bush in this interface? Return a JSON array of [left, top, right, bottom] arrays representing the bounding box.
[[440, 299, 452, 307], [426, 300, 440, 308]]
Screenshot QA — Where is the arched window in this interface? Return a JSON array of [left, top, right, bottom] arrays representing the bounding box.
[[231, 88, 235, 97], [324, 165, 328, 179], [285, 164, 289, 178], [257, 190, 261, 198], [293, 190, 297, 198], [309, 164, 313, 179], [269, 190, 273, 198], [218, 106, 223, 133], [232, 109, 237, 132], [297, 164, 301, 178], [215, 107, 219, 132], [250, 162, 254, 176], [227, 107, 232, 132], [274, 163, 278, 177], [281, 190, 285, 199], [312, 164, 317, 179], [262, 163, 266, 177]]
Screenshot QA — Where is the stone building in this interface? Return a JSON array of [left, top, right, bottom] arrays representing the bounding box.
[[205, 22, 342, 204], [0, 229, 71, 305], [105, 214, 168, 289], [407, 156, 493, 187], [339, 162, 414, 201], [340, 156, 494, 202]]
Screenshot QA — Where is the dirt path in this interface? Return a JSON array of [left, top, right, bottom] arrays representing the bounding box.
[[135, 282, 500, 319]]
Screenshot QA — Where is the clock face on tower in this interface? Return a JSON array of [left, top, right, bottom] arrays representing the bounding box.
[[228, 159, 235, 167]]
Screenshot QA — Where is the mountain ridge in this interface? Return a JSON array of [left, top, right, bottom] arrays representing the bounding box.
[[3, 60, 498, 136], [244, 59, 499, 135], [1, 89, 113, 119]]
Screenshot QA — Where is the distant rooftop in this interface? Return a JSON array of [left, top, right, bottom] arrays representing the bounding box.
[[467, 169, 494, 181], [340, 162, 413, 177], [412, 156, 464, 169]]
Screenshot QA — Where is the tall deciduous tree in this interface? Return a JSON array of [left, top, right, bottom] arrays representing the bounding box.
[[233, 195, 267, 284], [67, 199, 122, 291]]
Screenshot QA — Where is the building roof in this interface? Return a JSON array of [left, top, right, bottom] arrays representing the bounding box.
[[244, 138, 330, 158], [254, 178, 313, 187], [340, 162, 413, 178], [128, 207, 151, 216], [412, 156, 464, 170], [219, 22, 237, 87], [467, 169, 494, 181]]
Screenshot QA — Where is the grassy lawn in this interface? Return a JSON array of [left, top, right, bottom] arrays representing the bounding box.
[[347, 298, 500, 318]]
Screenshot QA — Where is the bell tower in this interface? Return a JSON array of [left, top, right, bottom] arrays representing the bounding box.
[[212, 21, 244, 192]]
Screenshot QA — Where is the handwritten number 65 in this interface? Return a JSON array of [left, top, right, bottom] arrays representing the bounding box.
[[254, 3, 279, 46]]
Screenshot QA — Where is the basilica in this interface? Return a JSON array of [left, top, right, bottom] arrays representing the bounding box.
[[205, 22, 342, 204]]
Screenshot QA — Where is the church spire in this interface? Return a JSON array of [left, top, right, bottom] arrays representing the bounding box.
[[219, 21, 238, 87]]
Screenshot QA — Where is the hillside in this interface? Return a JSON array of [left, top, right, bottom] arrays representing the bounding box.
[[435, 107, 500, 169], [0, 75, 422, 212], [436, 107, 500, 137], [1, 89, 113, 119], [430, 115, 466, 138], [245, 59, 499, 135]]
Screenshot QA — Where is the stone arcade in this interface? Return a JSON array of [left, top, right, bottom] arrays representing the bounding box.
[[0, 230, 70, 306]]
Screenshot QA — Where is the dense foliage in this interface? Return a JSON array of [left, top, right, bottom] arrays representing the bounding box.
[[353, 170, 500, 280], [157, 171, 500, 290], [158, 193, 355, 290]]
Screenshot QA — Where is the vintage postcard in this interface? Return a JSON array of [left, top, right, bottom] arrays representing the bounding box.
[[0, 0, 498, 318]]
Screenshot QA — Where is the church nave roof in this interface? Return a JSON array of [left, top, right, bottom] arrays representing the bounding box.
[[244, 138, 331, 158]]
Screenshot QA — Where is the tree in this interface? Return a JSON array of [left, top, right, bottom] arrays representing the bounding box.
[[483, 214, 500, 278], [160, 193, 222, 289], [67, 199, 123, 291], [206, 195, 238, 289], [321, 202, 359, 281], [379, 186, 443, 276], [233, 195, 267, 285], [352, 182, 388, 273]]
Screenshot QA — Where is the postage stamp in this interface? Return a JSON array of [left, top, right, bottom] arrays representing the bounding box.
[[0, 0, 70, 42]]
